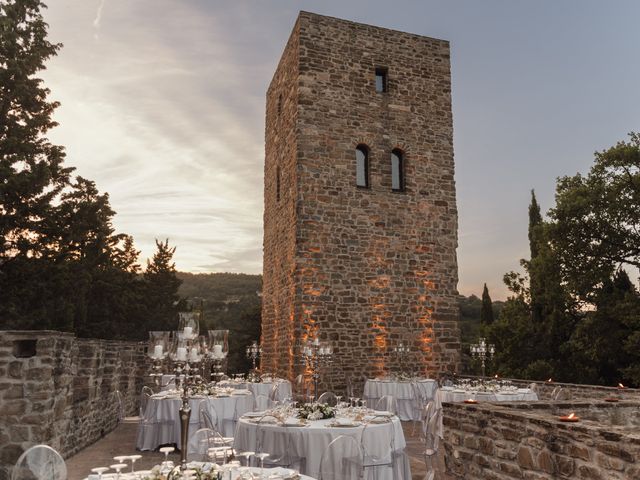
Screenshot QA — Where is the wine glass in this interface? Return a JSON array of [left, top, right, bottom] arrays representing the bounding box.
[[237, 450, 254, 467], [254, 452, 270, 478], [159, 446, 175, 470], [110, 463, 127, 480], [128, 454, 141, 474], [91, 467, 109, 480]]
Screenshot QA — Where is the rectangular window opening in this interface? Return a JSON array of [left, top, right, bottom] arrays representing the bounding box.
[[375, 67, 388, 93]]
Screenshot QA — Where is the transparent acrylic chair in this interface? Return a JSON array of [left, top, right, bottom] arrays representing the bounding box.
[[420, 401, 440, 480], [12, 445, 67, 480], [317, 391, 338, 406], [362, 415, 395, 480], [319, 434, 364, 480], [374, 395, 398, 414]]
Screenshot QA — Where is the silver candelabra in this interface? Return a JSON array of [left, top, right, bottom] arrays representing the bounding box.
[[299, 336, 333, 401], [470, 337, 495, 378], [246, 340, 261, 371]]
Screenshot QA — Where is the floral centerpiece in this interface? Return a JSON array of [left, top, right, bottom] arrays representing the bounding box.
[[189, 383, 217, 396], [142, 465, 221, 480], [297, 402, 335, 420]]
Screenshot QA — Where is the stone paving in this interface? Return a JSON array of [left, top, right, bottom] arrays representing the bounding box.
[[66, 418, 452, 480]]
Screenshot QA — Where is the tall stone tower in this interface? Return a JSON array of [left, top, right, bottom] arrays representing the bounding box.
[[262, 12, 460, 389]]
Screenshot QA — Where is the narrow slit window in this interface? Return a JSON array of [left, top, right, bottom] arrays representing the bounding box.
[[391, 149, 404, 191], [375, 67, 388, 93], [277, 94, 282, 115], [276, 166, 281, 202], [356, 145, 369, 188]]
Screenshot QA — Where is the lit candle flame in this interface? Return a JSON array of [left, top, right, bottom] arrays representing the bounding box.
[[494, 374, 499, 378], [618, 383, 625, 388], [547, 378, 553, 382], [568, 413, 575, 419]]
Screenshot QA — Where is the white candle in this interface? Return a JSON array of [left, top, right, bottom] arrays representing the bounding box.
[[153, 345, 163, 358], [189, 347, 199, 362], [177, 347, 187, 361], [213, 344, 223, 358], [183, 326, 193, 338]]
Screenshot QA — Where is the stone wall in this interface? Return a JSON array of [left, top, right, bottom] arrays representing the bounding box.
[[0, 330, 148, 480], [262, 11, 461, 393], [444, 400, 640, 479]]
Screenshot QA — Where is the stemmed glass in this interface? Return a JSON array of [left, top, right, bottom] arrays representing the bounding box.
[[128, 454, 141, 475], [90, 467, 109, 480], [237, 450, 254, 467], [159, 446, 175, 472], [254, 452, 270, 478], [110, 463, 127, 480]]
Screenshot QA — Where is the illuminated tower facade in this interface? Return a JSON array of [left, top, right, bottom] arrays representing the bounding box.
[[262, 11, 461, 389]]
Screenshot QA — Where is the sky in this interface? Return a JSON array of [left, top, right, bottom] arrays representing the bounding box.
[[40, 0, 640, 299]]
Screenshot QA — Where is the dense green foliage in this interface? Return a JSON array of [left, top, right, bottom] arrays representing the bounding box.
[[178, 273, 262, 373], [0, 0, 181, 340], [486, 135, 640, 386]]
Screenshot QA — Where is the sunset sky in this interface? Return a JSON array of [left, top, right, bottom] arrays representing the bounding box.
[[41, 0, 640, 299]]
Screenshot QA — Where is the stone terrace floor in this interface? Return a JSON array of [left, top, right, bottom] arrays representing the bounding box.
[[66, 419, 453, 480]]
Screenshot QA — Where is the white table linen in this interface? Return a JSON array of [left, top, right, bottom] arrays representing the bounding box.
[[218, 380, 293, 404], [234, 415, 411, 480], [438, 387, 538, 403], [363, 379, 438, 421], [136, 392, 253, 451]]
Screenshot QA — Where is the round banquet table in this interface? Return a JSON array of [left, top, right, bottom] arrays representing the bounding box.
[[438, 387, 538, 403], [136, 392, 253, 451], [218, 380, 293, 405], [83, 466, 316, 480], [234, 415, 411, 480], [363, 379, 438, 421]]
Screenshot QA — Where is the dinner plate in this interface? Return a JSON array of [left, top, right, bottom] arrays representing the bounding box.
[[329, 421, 361, 428], [243, 411, 267, 418]]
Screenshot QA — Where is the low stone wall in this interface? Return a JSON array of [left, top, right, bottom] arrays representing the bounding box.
[[444, 400, 640, 479], [0, 330, 149, 480]]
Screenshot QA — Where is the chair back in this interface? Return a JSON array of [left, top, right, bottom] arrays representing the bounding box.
[[188, 428, 214, 462], [11, 445, 67, 480], [139, 390, 152, 419], [419, 401, 435, 443], [555, 387, 572, 401], [115, 390, 125, 423], [199, 399, 218, 431], [255, 394, 270, 411], [375, 395, 397, 414], [550, 386, 561, 400], [319, 434, 363, 480], [317, 391, 338, 407], [423, 407, 440, 455], [528, 382, 538, 394], [361, 416, 394, 464]]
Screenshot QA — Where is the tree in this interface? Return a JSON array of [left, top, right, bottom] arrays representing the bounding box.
[[549, 132, 640, 301], [480, 283, 494, 325], [144, 239, 182, 332], [0, 0, 73, 260]]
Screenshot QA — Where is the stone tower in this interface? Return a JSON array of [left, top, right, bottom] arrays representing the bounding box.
[[261, 12, 460, 390]]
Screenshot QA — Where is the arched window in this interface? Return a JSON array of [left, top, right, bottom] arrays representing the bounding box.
[[355, 145, 369, 188], [391, 149, 404, 192]]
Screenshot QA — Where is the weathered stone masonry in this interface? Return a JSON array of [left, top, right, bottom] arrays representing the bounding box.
[[0, 330, 147, 480], [262, 11, 461, 390]]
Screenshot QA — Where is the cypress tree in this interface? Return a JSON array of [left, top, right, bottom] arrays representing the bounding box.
[[480, 283, 494, 325]]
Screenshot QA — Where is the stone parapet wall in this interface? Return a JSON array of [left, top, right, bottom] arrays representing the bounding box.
[[443, 400, 640, 479], [0, 330, 149, 480]]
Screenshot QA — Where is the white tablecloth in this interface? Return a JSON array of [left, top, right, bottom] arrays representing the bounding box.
[[218, 380, 293, 405], [136, 393, 253, 451], [438, 388, 538, 403], [363, 379, 438, 421], [83, 466, 317, 480], [234, 416, 411, 480]]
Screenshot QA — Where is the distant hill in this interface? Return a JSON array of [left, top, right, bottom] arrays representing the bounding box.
[[178, 272, 262, 373]]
